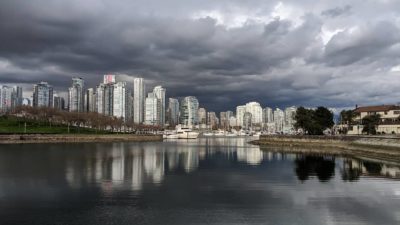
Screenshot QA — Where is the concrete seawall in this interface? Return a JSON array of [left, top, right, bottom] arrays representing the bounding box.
[[0, 134, 163, 144], [251, 135, 400, 163]]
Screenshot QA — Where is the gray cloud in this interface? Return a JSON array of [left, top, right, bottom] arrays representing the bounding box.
[[0, 0, 400, 112]]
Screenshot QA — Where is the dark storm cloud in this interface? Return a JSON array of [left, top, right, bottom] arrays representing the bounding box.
[[0, 0, 400, 112]]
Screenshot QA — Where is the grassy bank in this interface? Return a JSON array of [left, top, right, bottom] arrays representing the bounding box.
[[0, 134, 163, 144], [251, 135, 400, 163], [0, 116, 111, 134]]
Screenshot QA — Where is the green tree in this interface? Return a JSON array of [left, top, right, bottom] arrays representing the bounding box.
[[362, 114, 381, 135], [294, 106, 334, 135], [340, 110, 357, 125]]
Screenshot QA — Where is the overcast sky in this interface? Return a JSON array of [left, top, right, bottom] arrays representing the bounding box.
[[1, 0, 400, 112]]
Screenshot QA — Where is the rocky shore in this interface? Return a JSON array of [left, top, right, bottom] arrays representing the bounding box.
[[0, 134, 163, 144], [251, 135, 400, 163]]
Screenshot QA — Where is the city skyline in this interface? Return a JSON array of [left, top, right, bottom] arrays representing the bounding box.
[[1, 1, 400, 112]]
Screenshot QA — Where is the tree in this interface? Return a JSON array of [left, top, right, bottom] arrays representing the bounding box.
[[362, 114, 381, 135], [294, 106, 334, 135], [340, 110, 357, 125]]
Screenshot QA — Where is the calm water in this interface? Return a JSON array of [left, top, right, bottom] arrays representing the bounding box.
[[0, 138, 399, 225]]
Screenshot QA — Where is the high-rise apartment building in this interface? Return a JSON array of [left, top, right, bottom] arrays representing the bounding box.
[[53, 95, 65, 110], [180, 96, 199, 127], [68, 77, 85, 112], [85, 88, 96, 112], [113, 82, 127, 119], [168, 98, 180, 127], [0, 85, 14, 112], [12, 86, 23, 107], [263, 107, 273, 123], [274, 108, 284, 133], [198, 108, 207, 125], [145, 92, 160, 126], [236, 105, 246, 127], [153, 86, 166, 126], [33, 82, 53, 107], [245, 102, 262, 124], [134, 78, 145, 124]]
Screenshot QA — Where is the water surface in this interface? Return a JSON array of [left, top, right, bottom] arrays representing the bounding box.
[[0, 138, 399, 225]]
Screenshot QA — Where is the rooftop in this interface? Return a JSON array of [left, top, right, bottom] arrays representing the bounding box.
[[354, 105, 400, 113]]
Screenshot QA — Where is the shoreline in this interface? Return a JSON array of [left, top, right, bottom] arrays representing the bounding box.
[[250, 135, 400, 163], [0, 134, 163, 144]]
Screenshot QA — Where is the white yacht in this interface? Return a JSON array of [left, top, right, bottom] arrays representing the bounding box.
[[203, 132, 214, 137], [176, 127, 199, 139], [214, 130, 225, 137]]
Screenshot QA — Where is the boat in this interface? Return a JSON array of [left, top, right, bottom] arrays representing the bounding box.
[[203, 132, 214, 137], [163, 133, 179, 139], [225, 133, 237, 137], [176, 127, 199, 139], [214, 130, 225, 137]]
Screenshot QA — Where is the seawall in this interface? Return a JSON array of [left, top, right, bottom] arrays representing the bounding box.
[[251, 135, 400, 163], [0, 134, 163, 144]]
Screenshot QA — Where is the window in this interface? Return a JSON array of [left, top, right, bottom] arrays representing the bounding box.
[[394, 110, 400, 115]]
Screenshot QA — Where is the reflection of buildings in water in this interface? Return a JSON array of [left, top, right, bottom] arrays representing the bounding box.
[[111, 144, 125, 182], [342, 159, 400, 180], [236, 148, 263, 165], [144, 147, 165, 184], [181, 148, 199, 173], [131, 156, 143, 191]]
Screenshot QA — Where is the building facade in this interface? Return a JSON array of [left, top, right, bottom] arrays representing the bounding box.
[[33, 82, 53, 107], [134, 78, 145, 124], [68, 77, 85, 112], [180, 96, 199, 127]]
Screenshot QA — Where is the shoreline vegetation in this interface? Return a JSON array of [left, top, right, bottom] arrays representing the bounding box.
[[251, 135, 400, 163], [0, 134, 163, 144]]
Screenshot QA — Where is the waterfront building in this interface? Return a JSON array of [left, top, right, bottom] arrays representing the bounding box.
[[167, 98, 180, 127], [96, 83, 105, 114], [0, 85, 14, 112], [229, 116, 237, 127], [103, 74, 116, 84], [33, 82, 53, 107], [134, 78, 145, 124], [243, 112, 252, 130], [153, 86, 166, 126], [103, 83, 114, 116], [12, 86, 23, 107], [180, 96, 199, 128], [68, 77, 85, 112], [53, 95, 65, 111], [236, 105, 246, 127], [274, 108, 285, 133], [263, 107, 273, 123], [346, 105, 400, 135], [245, 102, 262, 124], [145, 92, 160, 126], [113, 82, 127, 120], [198, 108, 207, 125], [284, 106, 297, 134], [207, 111, 218, 129], [85, 88, 96, 112]]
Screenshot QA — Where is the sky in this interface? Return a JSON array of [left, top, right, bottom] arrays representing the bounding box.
[[1, 0, 400, 112]]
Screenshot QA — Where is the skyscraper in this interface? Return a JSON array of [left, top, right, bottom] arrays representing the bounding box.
[[134, 78, 145, 124], [0, 85, 14, 112], [145, 92, 160, 126], [245, 102, 262, 124], [168, 98, 180, 127], [180, 96, 199, 127], [96, 83, 105, 114], [33, 82, 53, 107], [113, 82, 127, 119], [85, 88, 95, 112], [153, 86, 166, 126], [68, 77, 84, 112], [12, 86, 23, 107], [53, 95, 65, 110], [198, 108, 207, 125], [236, 105, 246, 127], [284, 106, 297, 134], [263, 107, 273, 123], [274, 108, 284, 133]]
